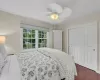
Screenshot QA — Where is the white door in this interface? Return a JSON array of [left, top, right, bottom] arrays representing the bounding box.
[[68, 27, 85, 65], [53, 30, 62, 51], [68, 25, 97, 71], [85, 26, 97, 70]]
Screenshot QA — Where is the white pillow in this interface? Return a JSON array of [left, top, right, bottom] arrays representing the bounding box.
[[0, 44, 7, 59], [0, 44, 7, 75], [5, 45, 15, 55], [0, 53, 7, 75]]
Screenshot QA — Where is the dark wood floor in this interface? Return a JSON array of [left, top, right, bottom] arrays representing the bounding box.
[[75, 64, 100, 80]]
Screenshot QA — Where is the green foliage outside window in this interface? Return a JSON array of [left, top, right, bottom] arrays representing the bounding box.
[[23, 29, 47, 49]]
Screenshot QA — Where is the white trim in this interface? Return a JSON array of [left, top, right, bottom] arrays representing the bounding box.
[[20, 23, 49, 31], [20, 28, 23, 51], [67, 28, 69, 54], [96, 70, 100, 74], [21, 49, 36, 53], [97, 21, 100, 71], [67, 21, 97, 29], [35, 30, 38, 48], [47, 32, 50, 48]]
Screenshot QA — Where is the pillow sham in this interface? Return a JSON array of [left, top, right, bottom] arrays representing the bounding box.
[[0, 53, 5, 75], [5, 45, 15, 55], [0, 44, 7, 59]]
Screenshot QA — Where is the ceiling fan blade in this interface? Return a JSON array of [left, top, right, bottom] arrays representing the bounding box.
[[43, 12, 52, 16], [46, 12, 52, 14], [60, 7, 72, 18], [48, 3, 63, 14]]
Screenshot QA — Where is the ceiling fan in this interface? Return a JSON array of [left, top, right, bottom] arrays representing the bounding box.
[[46, 3, 72, 20]]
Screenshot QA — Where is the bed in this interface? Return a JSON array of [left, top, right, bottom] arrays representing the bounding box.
[[0, 55, 21, 80], [0, 48, 77, 80]]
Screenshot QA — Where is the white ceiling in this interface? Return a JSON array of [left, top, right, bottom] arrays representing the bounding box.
[[0, 0, 100, 24]]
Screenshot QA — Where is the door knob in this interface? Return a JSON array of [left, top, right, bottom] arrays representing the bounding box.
[[93, 49, 95, 51]]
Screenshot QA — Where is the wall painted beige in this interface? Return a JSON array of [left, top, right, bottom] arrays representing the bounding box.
[[0, 11, 53, 53]]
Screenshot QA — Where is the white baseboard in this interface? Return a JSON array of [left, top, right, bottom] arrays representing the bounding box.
[[76, 63, 100, 74], [96, 70, 100, 74]]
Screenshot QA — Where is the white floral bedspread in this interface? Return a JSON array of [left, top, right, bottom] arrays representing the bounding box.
[[37, 48, 76, 80], [17, 49, 76, 80], [17, 50, 60, 80]]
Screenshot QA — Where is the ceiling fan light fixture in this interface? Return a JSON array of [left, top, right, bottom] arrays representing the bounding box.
[[50, 13, 59, 20]]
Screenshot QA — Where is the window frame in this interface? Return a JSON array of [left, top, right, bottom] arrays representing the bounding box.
[[20, 28, 49, 50]]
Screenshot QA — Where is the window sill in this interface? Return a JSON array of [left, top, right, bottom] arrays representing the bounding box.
[[21, 49, 37, 53]]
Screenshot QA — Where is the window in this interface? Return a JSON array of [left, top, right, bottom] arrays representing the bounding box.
[[23, 28, 48, 49], [38, 31, 47, 48]]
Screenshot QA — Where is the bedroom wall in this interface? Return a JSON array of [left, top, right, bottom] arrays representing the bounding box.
[[0, 11, 21, 53], [0, 10, 53, 53], [56, 13, 100, 52]]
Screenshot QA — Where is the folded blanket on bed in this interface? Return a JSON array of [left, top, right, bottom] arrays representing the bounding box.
[[37, 49, 66, 79], [38, 48, 77, 80]]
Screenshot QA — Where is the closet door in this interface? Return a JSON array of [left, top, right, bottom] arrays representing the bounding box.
[[53, 30, 62, 51], [68, 24, 97, 71], [86, 26, 97, 70], [68, 27, 85, 65]]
